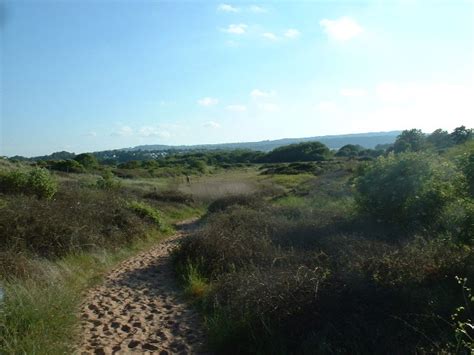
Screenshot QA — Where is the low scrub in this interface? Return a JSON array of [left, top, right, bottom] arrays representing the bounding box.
[[175, 203, 474, 353], [0, 168, 57, 199], [128, 200, 163, 227], [0, 187, 152, 260], [144, 189, 194, 204]]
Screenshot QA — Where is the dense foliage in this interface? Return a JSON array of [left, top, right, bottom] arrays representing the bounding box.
[[263, 141, 331, 163], [355, 152, 460, 233], [0, 168, 57, 199]]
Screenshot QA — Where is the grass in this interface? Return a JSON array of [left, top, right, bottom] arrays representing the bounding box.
[[173, 155, 474, 354], [0, 164, 205, 354], [0, 225, 189, 354]]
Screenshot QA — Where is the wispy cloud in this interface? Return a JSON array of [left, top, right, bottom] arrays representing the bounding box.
[[217, 4, 239, 13], [248, 5, 267, 13], [320, 16, 363, 41], [84, 131, 97, 137], [262, 32, 278, 41], [138, 126, 171, 138], [203, 121, 221, 128], [226, 104, 247, 112], [222, 24, 247, 34], [111, 125, 133, 137], [250, 89, 276, 99], [258, 103, 280, 112], [340, 88, 367, 97], [197, 97, 219, 106], [284, 28, 300, 39]]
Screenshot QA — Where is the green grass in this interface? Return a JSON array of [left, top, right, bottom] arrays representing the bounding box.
[[0, 201, 203, 354], [262, 173, 314, 191]]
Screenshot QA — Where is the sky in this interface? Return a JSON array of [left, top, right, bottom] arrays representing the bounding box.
[[1, 0, 473, 157]]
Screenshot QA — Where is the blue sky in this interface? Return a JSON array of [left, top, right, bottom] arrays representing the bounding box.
[[1, 0, 473, 156]]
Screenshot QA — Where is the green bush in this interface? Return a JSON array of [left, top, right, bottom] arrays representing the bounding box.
[[27, 169, 58, 199], [128, 201, 163, 227], [96, 170, 121, 190], [74, 153, 99, 169], [264, 141, 331, 163], [0, 168, 57, 199], [461, 150, 474, 197], [355, 153, 459, 232], [48, 159, 85, 173]]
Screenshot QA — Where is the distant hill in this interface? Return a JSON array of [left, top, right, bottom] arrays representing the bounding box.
[[11, 131, 401, 161], [128, 131, 401, 152]]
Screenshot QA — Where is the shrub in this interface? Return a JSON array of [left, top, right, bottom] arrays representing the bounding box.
[[128, 201, 163, 227], [48, 159, 85, 173], [0, 168, 57, 199], [264, 141, 330, 163], [144, 190, 194, 204], [96, 170, 121, 190], [74, 153, 99, 169], [207, 194, 263, 214], [0, 188, 149, 258], [26, 169, 58, 199], [355, 153, 459, 233], [175, 201, 474, 354], [460, 149, 474, 197]]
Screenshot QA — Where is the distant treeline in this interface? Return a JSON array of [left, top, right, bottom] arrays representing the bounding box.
[[8, 126, 473, 174]]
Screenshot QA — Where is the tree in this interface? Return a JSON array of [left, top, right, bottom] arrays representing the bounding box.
[[335, 144, 363, 158], [264, 142, 330, 163], [451, 126, 473, 145], [49, 159, 85, 173], [426, 129, 452, 151], [74, 153, 99, 169], [393, 129, 426, 153]]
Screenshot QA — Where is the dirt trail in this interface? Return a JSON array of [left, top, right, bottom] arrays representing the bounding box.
[[77, 220, 207, 354]]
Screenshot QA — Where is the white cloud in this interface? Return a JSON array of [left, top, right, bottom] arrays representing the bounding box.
[[248, 5, 267, 13], [369, 82, 474, 132], [340, 88, 367, 97], [262, 32, 278, 41], [197, 97, 219, 107], [320, 16, 363, 41], [284, 28, 300, 39], [112, 125, 133, 137], [250, 89, 276, 99], [218, 4, 239, 12], [138, 126, 171, 138], [258, 103, 280, 112], [203, 121, 221, 128], [226, 104, 247, 112], [316, 101, 338, 113], [84, 131, 97, 137], [222, 24, 247, 34]]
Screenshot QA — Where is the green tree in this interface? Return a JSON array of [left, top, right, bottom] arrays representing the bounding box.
[[451, 126, 473, 145], [427, 129, 452, 151], [264, 142, 330, 163], [74, 153, 99, 169], [393, 129, 426, 153], [335, 144, 363, 158], [49, 159, 85, 173]]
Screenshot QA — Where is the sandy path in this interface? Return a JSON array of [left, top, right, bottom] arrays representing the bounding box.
[[77, 220, 207, 354]]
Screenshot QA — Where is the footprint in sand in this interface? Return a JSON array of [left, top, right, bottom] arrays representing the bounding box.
[[76, 220, 208, 354]]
